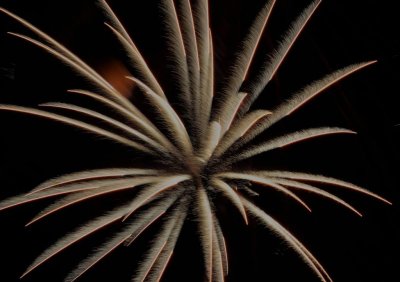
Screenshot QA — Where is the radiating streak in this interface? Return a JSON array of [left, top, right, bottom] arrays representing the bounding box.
[[241, 0, 277, 81], [0, 176, 155, 212], [176, 0, 202, 137], [160, 0, 191, 113], [26, 177, 155, 226], [200, 30, 215, 135], [98, 0, 133, 44], [218, 92, 248, 135], [217, 173, 312, 212], [240, 185, 260, 197], [124, 210, 166, 247], [211, 178, 248, 224], [265, 0, 320, 79], [122, 175, 190, 221], [99, 0, 166, 98], [212, 110, 272, 158], [72, 116, 158, 158], [259, 170, 392, 205], [156, 251, 173, 282], [142, 200, 189, 282], [127, 76, 194, 157], [152, 214, 187, 281], [0, 105, 152, 154], [190, 0, 201, 71], [271, 178, 363, 216], [166, 0, 187, 58], [192, 0, 210, 66], [244, 0, 321, 113], [213, 215, 228, 276], [67, 227, 149, 281], [139, 240, 168, 282], [20, 203, 132, 278], [197, 29, 215, 139], [193, 0, 211, 107], [241, 197, 332, 282], [68, 244, 121, 281], [223, 0, 276, 102], [0, 9, 136, 114], [240, 61, 376, 147], [178, 0, 201, 70], [229, 127, 355, 166], [30, 168, 158, 194], [197, 187, 213, 282], [67, 89, 177, 154], [104, 23, 166, 99], [7, 32, 141, 116], [133, 200, 185, 282], [68, 89, 152, 129], [285, 63, 376, 118], [41, 102, 166, 153], [237, 111, 273, 138], [212, 226, 225, 282], [200, 121, 221, 160], [64, 192, 182, 282], [0, 8, 111, 86]]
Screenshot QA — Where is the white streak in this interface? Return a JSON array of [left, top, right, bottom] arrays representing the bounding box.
[[197, 188, 213, 282], [122, 175, 190, 221], [213, 110, 271, 158], [41, 102, 164, 153], [68, 89, 177, 154], [30, 168, 157, 194], [200, 121, 221, 160], [211, 178, 248, 224], [27, 177, 155, 226], [217, 173, 312, 212], [0, 105, 153, 154], [241, 197, 332, 282], [245, 0, 321, 111], [127, 76, 194, 157], [230, 127, 355, 166], [240, 61, 376, 147], [260, 170, 392, 205], [271, 178, 363, 216]]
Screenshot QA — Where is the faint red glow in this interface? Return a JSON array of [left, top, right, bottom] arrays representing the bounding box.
[[98, 59, 135, 98]]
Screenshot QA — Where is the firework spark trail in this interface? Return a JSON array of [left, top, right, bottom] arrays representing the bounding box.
[[0, 1, 391, 281]]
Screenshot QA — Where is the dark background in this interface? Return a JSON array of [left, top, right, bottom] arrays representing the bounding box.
[[0, 0, 399, 281]]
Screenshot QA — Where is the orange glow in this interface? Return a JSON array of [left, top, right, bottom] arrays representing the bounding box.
[[98, 59, 135, 98]]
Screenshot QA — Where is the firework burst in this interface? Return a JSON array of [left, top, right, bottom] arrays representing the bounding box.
[[0, 0, 391, 281]]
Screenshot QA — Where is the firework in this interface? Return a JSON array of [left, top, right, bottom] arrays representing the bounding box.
[[0, 1, 391, 281]]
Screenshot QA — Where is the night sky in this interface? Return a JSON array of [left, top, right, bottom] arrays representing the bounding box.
[[0, 0, 399, 281]]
